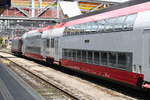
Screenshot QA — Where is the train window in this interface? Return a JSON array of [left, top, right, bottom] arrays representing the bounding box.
[[77, 50, 82, 62], [94, 51, 100, 65], [108, 52, 117, 66], [101, 52, 108, 65], [118, 53, 127, 66], [104, 19, 114, 32], [113, 16, 126, 31], [87, 51, 93, 64], [26, 47, 41, 54], [51, 38, 54, 48], [62, 49, 67, 58], [61, 49, 132, 71], [67, 49, 72, 59], [72, 50, 76, 61], [69, 49, 72, 60], [46, 39, 49, 48], [63, 14, 136, 36], [123, 14, 137, 30], [82, 50, 87, 63], [97, 20, 105, 32], [64, 27, 68, 36], [66, 49, 70, 59], [117, 53, 132, 71]]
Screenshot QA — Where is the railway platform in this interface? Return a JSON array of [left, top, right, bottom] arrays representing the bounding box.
[[0, 63, 45, 100]]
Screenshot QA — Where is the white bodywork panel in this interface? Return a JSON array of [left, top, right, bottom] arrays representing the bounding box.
[[136, 11, 150, 81], [41, 28, 64, 61], [22, 31, 42, 55]]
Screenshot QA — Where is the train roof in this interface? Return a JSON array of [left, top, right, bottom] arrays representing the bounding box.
[[63, 0, 150, 22], [23, 0, 150, 33]]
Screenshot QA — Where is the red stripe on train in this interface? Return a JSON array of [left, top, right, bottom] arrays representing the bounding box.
[[60, 59, 144, 86], [24, 52, 44, 61]]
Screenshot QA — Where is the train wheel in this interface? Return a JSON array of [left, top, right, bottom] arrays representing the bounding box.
[[46, 58, 54, 65], [136, 77, 143, 88]]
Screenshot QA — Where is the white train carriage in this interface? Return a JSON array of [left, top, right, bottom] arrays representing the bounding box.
[[41, 26, 65, 64], [58, 1, 150, 88], [22, 29, 44, 60], [11, 37, 22, 55], [11, 0, 150, 89]]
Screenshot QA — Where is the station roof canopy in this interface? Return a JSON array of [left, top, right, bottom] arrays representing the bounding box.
[[99, 0, 130, 3], [79, 0, 130, 3]]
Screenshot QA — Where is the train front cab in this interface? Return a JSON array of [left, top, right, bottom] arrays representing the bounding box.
[[11, 38, 22, 56]]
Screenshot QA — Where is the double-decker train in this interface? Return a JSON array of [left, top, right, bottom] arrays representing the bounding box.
[[11, 0, 150, 89]]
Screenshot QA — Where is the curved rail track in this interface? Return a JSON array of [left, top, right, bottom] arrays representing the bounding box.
[[0, 55, 80, 100], [1, 50, 150, 100]]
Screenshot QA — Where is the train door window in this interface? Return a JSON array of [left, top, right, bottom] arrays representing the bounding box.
[[94, 51, 100, 65], [101, 52, 108, 65], [108, 52, 117, 66], [87, 51, 93, 64], [82, 50, 87, 63], [51, 38, 54, 48], [46, 39, 49, 48], [77, 50, 82, 62], [126, 53, 132, 71]]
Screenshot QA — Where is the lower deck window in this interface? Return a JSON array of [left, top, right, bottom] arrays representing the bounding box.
[[101, 52, 108, 65], [62, 49, 132, 71], [118, 53, 127, 65], [109, 52, 117, 65], [94, 52, 100, 65], [82, 51, 87, 63]]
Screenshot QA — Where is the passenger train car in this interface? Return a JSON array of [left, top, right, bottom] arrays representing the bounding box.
[[11, 37, 22, 55], [11, 0, 150, 89]]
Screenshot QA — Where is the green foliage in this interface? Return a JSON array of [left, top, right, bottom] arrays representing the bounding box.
[[0, 37, 3, 44]]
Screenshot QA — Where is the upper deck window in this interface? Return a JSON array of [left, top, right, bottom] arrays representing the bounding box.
[[64, 13, 137, 36]]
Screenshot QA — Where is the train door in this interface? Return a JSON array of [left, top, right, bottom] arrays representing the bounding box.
[[54, 37, 59, 61], [47, 37, 59, 61], [42, 38, 50, 57], [49, 38, 55, 58]]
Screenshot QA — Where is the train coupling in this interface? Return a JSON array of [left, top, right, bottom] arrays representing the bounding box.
[[142, 82, 150, 88]]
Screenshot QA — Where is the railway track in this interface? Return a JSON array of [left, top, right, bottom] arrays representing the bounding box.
[[1, 50, 149, 100], [0, 55, 79, 100]]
